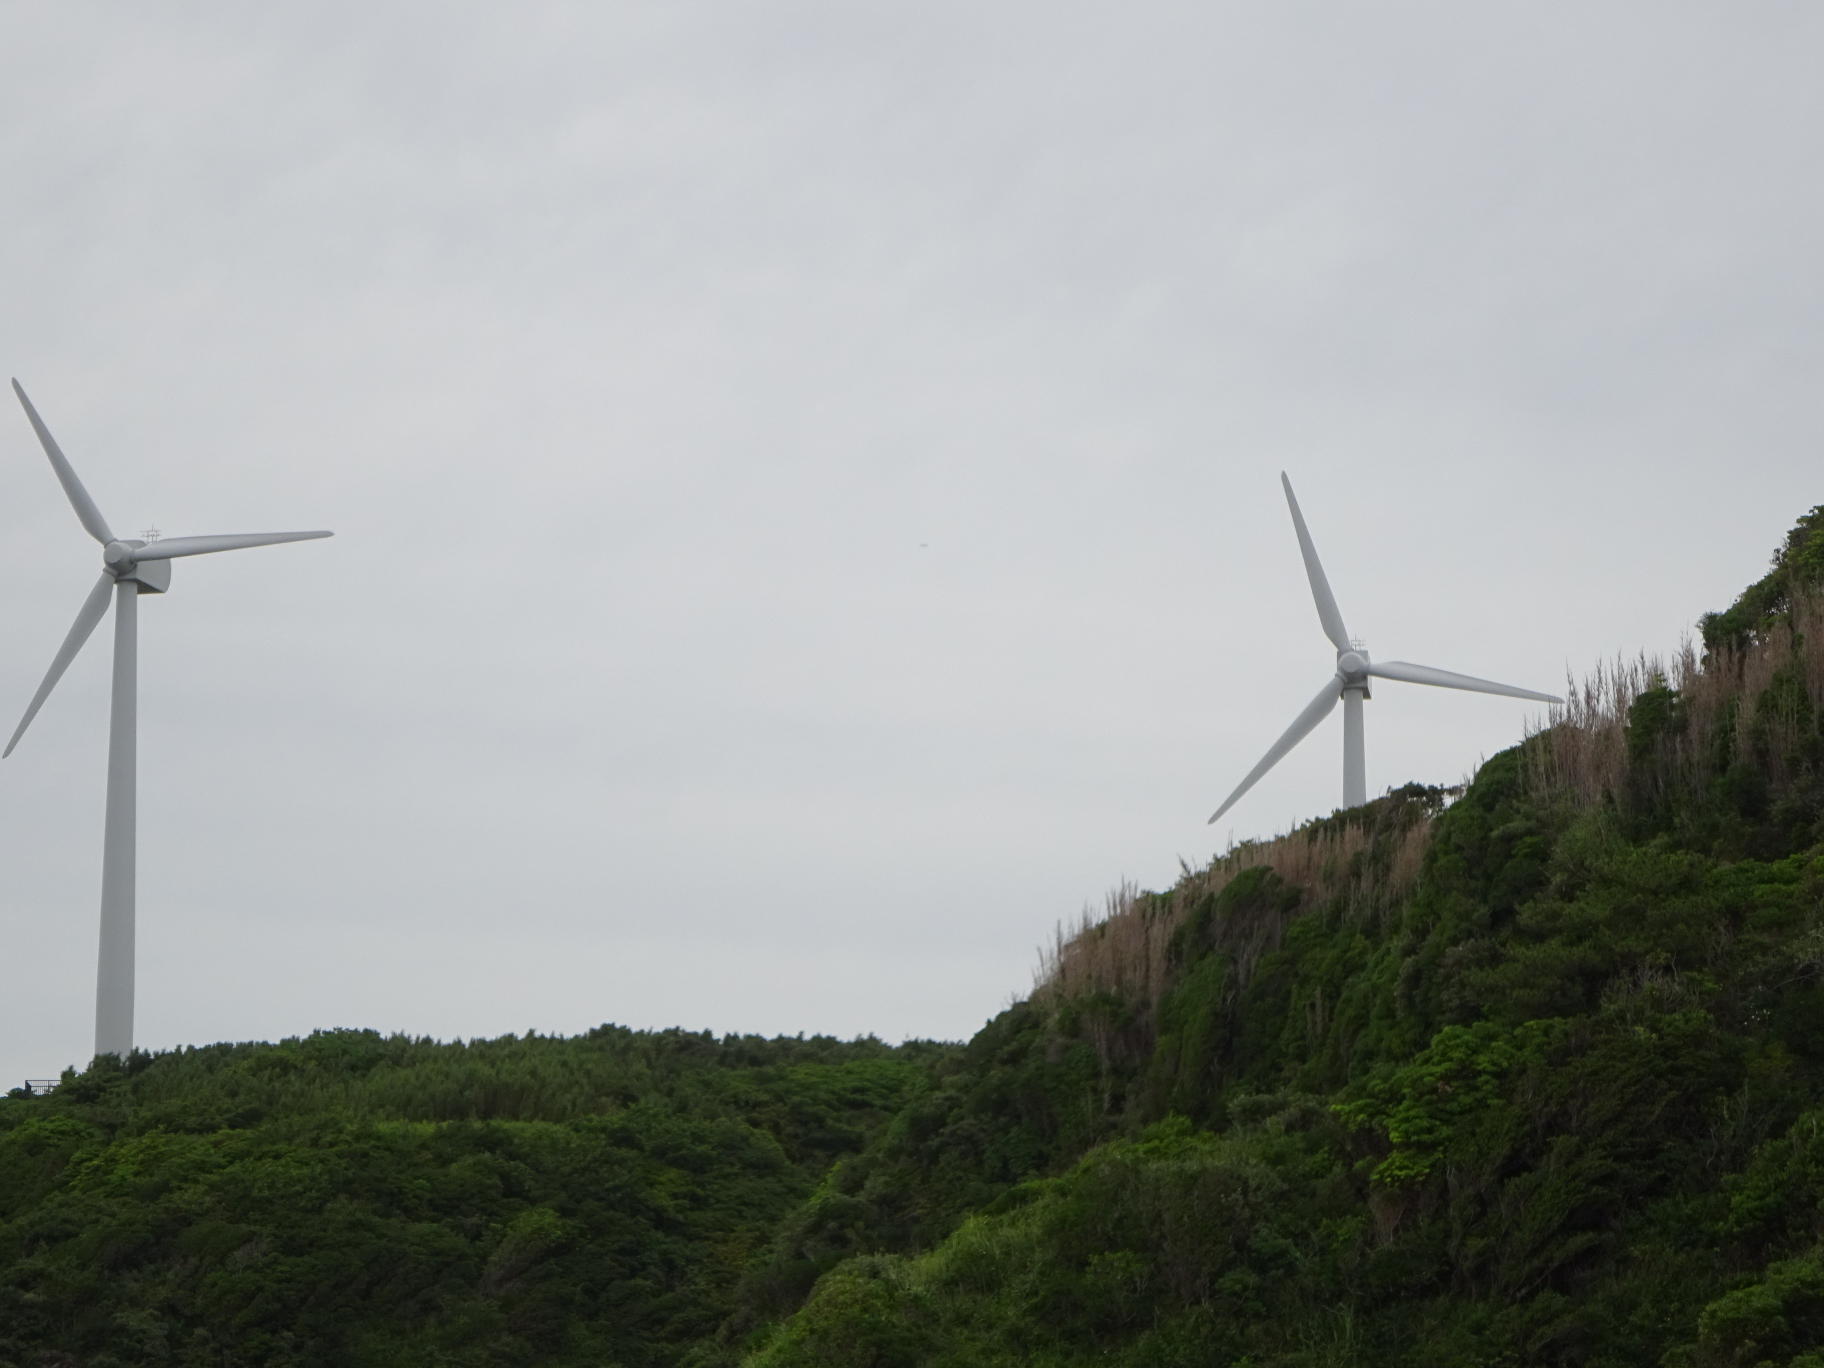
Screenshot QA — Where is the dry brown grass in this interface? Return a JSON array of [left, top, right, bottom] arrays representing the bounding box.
[[1032, 802, 1438, 1013], [1526, 591, 1824, 809]]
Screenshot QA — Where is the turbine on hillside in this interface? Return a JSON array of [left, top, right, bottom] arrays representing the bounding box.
[[1208, 473, 1560, 826], [5, 379, 332, 1061]]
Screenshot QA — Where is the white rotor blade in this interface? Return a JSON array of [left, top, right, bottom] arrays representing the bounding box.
[[12, 379, 115, 544], [1281, 472, 1350, 652], [130, 530, 333, 561], [1208, 675, 1344, 825], [1366, 659, 1562, 704], [4, 574, 115, 758]]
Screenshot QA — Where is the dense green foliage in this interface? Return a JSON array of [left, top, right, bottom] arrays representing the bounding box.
[[0, 1028, 940, 1366], [1701, 504, 1824, 657], [11, 508, 1824, 1366]]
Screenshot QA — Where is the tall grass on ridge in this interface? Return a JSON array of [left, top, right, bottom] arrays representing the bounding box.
[[1032, 796, 1439, 1012], [1526, 591, 1824, 810], [1034, 578, 1824, 1019]]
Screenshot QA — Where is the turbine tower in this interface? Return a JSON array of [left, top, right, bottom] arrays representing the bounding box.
[[1208, 473, 1559, 826], [5, 379, 332, 1061]]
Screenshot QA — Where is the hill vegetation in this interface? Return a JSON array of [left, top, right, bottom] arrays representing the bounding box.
[[0, 1028, 941, 1366], [726, 505, 1824, 1366], [6, 506, 1824, 1366]]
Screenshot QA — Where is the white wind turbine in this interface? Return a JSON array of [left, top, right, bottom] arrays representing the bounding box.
[[6, 380, 332, 1061], [1208, 473, 1560, 826]]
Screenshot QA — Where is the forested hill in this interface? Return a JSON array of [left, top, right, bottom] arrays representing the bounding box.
[[8, 508, 1824, 1367], [0, 1029, 945, 1365]]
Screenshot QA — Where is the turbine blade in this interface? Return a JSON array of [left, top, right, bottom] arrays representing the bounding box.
[[1208, 675, 1344, 825], [1281, 472, 1350, 652], [130, 530, 333, 561], [4, 574, 115, 758], [12, 380, 115, 544], [1366, 659, 1562, 705]]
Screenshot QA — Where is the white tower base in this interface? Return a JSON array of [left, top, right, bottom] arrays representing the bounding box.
[[95, 581, 137, 1060], [1342, 687, 1366, 809]]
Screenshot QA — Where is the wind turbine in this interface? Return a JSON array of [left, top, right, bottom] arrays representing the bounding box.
[[5, 379, 332, 1061], [1208, 473, 1559, 826]]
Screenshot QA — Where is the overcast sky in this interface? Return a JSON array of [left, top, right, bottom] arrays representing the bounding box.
[[2, 3, 1820, 1086]]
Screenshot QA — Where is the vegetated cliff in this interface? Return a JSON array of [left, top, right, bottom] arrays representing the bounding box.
[[728, 506, 1824, 1367]]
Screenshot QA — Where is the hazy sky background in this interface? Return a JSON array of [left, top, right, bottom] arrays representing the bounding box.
[[3, 3, 1820, 1086]]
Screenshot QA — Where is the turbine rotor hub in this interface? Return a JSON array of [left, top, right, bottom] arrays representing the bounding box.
[[102, 540, 167, 593], [1337, 648, 1370, 679]]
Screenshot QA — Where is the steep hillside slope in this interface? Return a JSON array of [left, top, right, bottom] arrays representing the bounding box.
[[734, 508, 1824, 1367]]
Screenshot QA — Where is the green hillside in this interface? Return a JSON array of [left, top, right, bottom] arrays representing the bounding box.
[[8, 507, 1824, 1366], [0, 1029, 942, 1366]]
